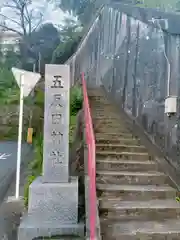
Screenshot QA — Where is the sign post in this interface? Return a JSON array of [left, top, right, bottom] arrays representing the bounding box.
[[16, 74, 24, 198], [11, 67, 41, 199]]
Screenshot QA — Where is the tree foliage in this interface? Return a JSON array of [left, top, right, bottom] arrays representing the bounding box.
[[0, 0, 46, 68], [57, 0, 180, 21], [51, 18, 83, 64], [53, 0, 102, 25], [0, 63, 19, 104], [26, 23, 60, 72], [0, 3, 83, 105]]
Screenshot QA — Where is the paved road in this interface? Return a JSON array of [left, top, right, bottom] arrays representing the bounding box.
[[0, 141, 32, 240], [0, 141, 32, 201]]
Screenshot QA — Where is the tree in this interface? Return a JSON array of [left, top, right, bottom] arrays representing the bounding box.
[[60, 18, 82, 41], [27, 23, 60, 72], [3, 48, 21, 69], [0, 0, 44, 36], [0, 0, 46, 68], [51, 18, 82, 64], [52, 0, 102, 25]]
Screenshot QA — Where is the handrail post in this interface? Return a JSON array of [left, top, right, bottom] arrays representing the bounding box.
[[81, 72, 96, 240]]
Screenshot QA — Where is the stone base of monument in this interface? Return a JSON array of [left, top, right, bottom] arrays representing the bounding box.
[[18, 214, 84, 239], [18, 176, 84, 239], [28, 176, 78, 223]]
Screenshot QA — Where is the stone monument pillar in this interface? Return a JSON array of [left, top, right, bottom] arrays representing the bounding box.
[[18, 65, 84, 239]]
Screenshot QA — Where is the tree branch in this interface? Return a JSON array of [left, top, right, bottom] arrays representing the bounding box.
[[3, 4, 19, 9], [24, 6, 32, 33], [0, 23, 23, 35], [19, 4, 27, 35], [0, 13, 22, 27], [31, 14, 43, 33], [0, 0, 43, 36]]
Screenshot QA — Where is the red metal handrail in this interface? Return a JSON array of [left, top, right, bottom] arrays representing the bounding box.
[[81, 72, 96, 240]]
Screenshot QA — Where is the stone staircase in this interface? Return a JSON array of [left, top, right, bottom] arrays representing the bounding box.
[[88, 88, 180, 239]]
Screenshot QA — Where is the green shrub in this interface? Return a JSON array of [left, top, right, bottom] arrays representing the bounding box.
[[29, 133, 43, 175], [70, 85, 83, 115], [24, 133, 43, 207], [24, 175, 36, 207], [0, 65, 19, 105], [34, 88, 44, 108]]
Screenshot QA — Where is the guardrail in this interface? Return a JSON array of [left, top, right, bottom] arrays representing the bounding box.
[[81, 72, 96, 240]]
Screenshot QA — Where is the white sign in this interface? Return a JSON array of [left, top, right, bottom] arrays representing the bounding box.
[[0, 153, 11, 160], [11, 67, 41, 97]]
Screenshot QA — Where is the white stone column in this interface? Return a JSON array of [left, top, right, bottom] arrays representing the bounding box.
[[43, 65, 70, 183], [18, 65, 83, 240]]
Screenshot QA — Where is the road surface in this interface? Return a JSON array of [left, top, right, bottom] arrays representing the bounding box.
[[0, 141, 32, 202], [0, 141, 32, 239]]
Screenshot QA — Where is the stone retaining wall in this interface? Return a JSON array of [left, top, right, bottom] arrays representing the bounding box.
[[0, 104, 43, 141]]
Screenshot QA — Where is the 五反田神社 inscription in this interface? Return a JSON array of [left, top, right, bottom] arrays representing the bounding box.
[[51, 131, 63, 144], [51, 75, 63, 88], [50, 94, 63, 108], [51, 113, 62, 124], [50, 150, 62, 157], [49, 151, 63, 164], [43, 64, 70, 183]]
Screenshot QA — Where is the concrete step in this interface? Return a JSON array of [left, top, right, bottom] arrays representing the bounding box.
[[92, 114, 119, 119], [96, 159, 157, 172], [100, 219, 180, 239], [94, 122, 128, 128], [90, 101, 112, 104], [96, 150, 152, 161], [92, 111, 117, 115], [95, 127, 130, 134], [95, 125, 129, 131], [96, 170, 168, 185], [96, 143, 147, 153], [88, 89, 180, 240], [96, 158, 158, 172], [88, 94, 105, 97], [93, 117, 120, 122], [99, 199, 180, 221], [95, 132, 135, 139], [97, 184, 176, 200], [96, 137, 140, 145], [91, 110, 117, 114], [92, 111, 118, 115], [94, 121, 127, 127], [91, 107, 115, 110]]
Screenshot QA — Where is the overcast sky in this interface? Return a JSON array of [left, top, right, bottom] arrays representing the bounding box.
[[34, 0, 70, 24]]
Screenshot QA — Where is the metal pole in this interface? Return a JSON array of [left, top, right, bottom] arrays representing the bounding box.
[[29, 63, 35, 128], [38, 52, 41, 73], [15, 74, 24, 199], [33, 63, 36, 73]]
